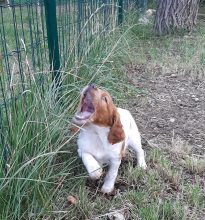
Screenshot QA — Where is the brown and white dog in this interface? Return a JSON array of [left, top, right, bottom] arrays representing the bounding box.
[[72, 84, 146, 194]]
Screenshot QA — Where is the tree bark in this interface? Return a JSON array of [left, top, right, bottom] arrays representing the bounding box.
[[154, 0, 200, 35]]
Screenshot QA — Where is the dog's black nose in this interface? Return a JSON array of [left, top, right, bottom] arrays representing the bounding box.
[[89, 84, 97, 89]]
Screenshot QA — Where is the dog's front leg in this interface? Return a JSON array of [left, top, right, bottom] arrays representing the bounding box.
[[81, 153, 102, 180], [101, 159, 121, 194]]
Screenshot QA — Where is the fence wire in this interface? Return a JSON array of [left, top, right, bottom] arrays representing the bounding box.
[[0, 0, 137, 155]]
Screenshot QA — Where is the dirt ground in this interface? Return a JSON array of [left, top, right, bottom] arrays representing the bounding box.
[[56, 51, 205, 220], [82, 63, 205, 219], [125, 64, 205, 156]]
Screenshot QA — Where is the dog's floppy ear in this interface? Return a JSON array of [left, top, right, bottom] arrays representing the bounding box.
[[108, 111, 125, 145]]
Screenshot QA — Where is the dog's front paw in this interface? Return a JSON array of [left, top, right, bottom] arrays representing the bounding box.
[[101, 184, 114, 194], [89, 168, 102, 180], [138, 160, 147, 169]]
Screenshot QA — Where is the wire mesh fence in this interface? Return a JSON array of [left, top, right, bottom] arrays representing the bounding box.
[[0, 0, 137, 157]]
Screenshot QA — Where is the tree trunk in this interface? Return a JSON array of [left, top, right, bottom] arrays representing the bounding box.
[[154, 0, 200, 35]]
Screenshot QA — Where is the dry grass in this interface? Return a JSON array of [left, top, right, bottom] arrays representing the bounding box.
[[55, 19, 205, 220], [1, 6, 205, 220]]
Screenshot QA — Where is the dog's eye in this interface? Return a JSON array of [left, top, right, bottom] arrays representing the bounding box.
[[82, 93, 86, 100], [102, 96, 108, 103]]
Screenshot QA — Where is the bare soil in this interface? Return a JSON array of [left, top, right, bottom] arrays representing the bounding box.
[[57, 56, 205, 220], [125, 64, 205, 155]]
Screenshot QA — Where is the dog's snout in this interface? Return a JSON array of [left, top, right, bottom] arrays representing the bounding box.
[[83, 84, 97, 96], [89, 84, 97, 90]]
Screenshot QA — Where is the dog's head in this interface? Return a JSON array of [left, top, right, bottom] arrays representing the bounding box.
[[72, 84, 125, 144]]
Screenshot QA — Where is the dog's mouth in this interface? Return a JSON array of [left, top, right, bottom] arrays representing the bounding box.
[[73, 91, 95, 125]]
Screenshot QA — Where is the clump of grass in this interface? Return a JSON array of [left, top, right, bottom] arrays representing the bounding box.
[[0, 9, 142, 219], [171, 136, 193, 155], [1, 8, 205, 219], [148, 149, 182, 190], [181, 155, 205, 174], [184, 183, 205, 209]]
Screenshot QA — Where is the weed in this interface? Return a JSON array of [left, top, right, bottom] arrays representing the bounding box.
[[1, 8, 205, 220]]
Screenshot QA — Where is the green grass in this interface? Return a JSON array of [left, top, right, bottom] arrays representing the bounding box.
[[0, 9, 141, 220], [0, 1, 120, 100], [1, 8, 205, 220], [128, 21, 205, 79]]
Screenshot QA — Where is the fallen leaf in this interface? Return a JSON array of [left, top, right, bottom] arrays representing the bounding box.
[[67, 195, 78, 205]]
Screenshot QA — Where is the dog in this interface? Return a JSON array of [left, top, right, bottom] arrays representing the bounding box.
[[72, 84, 147, 194]]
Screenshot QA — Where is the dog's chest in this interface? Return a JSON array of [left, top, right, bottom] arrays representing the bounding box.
[[77, 126, 121, 163]]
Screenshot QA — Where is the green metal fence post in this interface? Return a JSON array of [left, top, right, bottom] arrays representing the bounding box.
[[44, 0, 61, 87], [118, 0, 123, 25]]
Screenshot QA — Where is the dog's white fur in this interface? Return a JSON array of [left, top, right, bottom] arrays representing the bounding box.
[[77, 107, 147, 194]]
